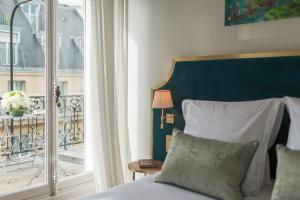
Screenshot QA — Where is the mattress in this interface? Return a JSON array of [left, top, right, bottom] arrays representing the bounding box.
[[80, 174, 273, 200]]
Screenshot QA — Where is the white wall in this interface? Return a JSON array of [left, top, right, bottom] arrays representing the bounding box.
[[128, 0, 300, 160]]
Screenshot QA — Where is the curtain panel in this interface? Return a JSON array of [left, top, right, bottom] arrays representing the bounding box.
[[86, 0, 130, 191]]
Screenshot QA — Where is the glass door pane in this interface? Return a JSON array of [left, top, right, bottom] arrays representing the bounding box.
[[56, 0, 85, 181], [0, 0, 48, 196]]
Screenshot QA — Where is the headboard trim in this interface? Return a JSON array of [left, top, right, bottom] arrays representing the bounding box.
[[152, 50, 300, 91]]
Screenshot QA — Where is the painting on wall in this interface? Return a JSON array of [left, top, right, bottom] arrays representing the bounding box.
[[225, 0, 300, 26]]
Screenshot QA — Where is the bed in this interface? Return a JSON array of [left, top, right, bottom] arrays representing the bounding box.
[[82, 51, 300, 200], [82, 174, 273, 200]]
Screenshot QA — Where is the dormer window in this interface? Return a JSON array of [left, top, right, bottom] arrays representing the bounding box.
[[21, 1, 40, 32]]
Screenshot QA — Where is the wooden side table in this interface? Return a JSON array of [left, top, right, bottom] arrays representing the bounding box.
[[128, 160, 163, 181]]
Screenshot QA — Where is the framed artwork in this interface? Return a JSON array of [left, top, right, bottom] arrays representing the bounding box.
[[225, 0, 300, 26]]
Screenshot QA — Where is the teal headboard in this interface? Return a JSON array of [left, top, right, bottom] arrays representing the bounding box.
[[151, 51, 300, 178]]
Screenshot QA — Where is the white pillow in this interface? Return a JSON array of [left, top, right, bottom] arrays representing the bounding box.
[[285, 96, 300, 150], [182, 98, 284, 196]]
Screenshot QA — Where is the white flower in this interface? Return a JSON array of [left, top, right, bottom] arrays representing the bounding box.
[[1, 91, 30, 110]]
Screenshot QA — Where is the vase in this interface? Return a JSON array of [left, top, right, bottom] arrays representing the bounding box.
[[10, 108, 26, 117]]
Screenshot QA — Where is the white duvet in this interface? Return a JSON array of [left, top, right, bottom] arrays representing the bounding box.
[[80, 175, 273, 200]]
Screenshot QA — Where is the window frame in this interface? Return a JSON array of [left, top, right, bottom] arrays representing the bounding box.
[[0, 0, 91, 199], [21, 1, 41, 32], [7, 80, 26, 91], [0, 28, 20, 66]]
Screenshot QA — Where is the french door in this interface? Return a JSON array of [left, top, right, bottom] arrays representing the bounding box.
[[0, 0, 87, 199]]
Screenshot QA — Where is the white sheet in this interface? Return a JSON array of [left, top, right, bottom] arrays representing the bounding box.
[[285, 96, 300, 150], [80, 175, 273, 200]]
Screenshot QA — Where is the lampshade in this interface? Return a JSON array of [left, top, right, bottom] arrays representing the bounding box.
[[152, 90, 174, 109]]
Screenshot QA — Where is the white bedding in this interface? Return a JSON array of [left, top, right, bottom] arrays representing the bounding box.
[[182, 99, 284, 195], [80, 175, 273, 200]]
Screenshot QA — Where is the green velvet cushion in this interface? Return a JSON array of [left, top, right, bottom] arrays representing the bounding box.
[[155, 129, 258, 200], [272, 145, 300, 200]]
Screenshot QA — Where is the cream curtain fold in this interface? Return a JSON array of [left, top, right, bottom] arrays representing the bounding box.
[[114, 0, 131, 182], [86, 0, 131, 191]]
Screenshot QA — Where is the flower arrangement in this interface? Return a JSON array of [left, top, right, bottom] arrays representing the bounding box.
[[1, 91, 30, 117]]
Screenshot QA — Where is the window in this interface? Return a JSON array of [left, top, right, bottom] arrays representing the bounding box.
[[21, 2, 40, 32], [71, 36, 84, 54], [36, 32, 46, 52], [0, 0, 86, 198], [57, 36, 63, 68], [0, 30, 20, 66], [0, 41, 18, 65], [22, 3, 30, 14], [7, 81, 26, 91], [0, 42, 6, 64], [58, 81, 68, 95], [0, 4, 9, 25]]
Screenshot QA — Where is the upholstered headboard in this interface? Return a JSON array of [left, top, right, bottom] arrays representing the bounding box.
[[151, 51, 300, 178]]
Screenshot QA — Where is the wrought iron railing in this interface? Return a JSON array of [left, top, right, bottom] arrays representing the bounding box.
[[0, 95, 84, 160]]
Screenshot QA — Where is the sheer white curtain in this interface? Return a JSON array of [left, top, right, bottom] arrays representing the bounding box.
[[114, 0, 131, 182], [86, 0, 131, 191]]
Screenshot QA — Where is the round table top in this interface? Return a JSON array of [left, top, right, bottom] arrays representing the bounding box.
[[128, 160, 163, 174]]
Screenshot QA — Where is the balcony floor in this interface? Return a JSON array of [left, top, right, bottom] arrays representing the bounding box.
[[0, 144, 84, 195]]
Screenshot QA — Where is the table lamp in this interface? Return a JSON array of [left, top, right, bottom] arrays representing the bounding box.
[[152, 90, 174, 129]]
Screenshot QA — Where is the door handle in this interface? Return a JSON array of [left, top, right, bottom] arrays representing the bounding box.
[[55, 85, 61, 108]]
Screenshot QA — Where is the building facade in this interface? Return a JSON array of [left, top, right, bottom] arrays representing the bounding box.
[[0, 0, 84, 96]]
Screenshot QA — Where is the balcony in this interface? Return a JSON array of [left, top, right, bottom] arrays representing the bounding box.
[[0, 95, 84, 194]]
